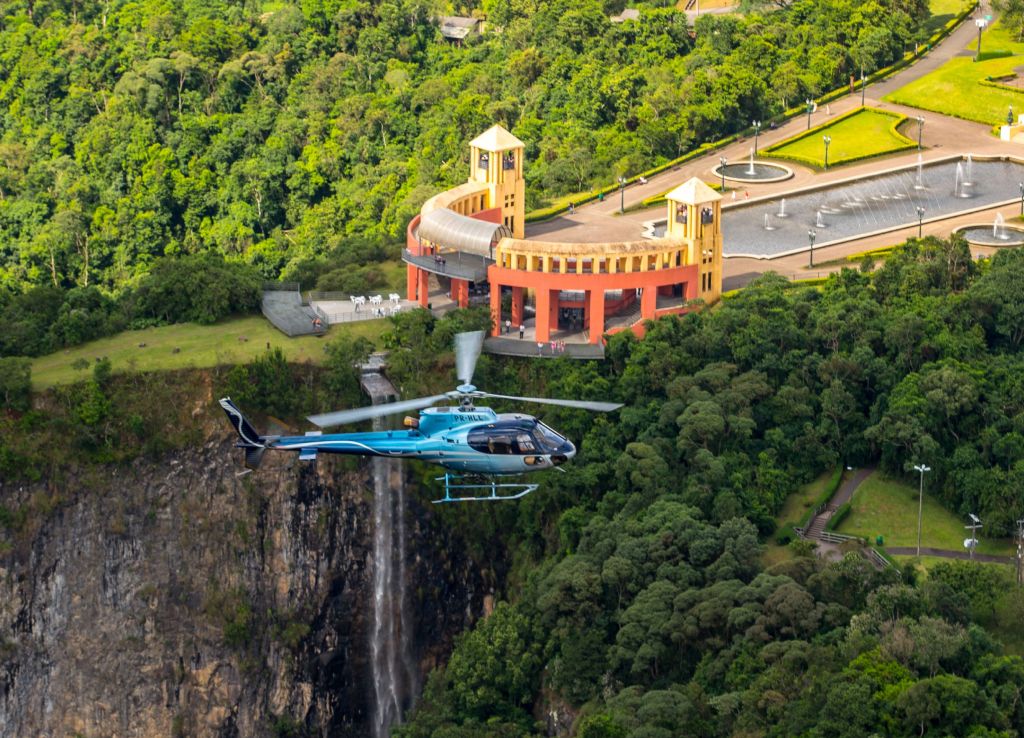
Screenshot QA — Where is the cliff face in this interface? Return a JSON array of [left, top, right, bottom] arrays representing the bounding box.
[[0, 437, 484, 738]]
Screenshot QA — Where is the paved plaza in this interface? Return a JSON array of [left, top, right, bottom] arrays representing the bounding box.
[[528, 0, 1020, 282]]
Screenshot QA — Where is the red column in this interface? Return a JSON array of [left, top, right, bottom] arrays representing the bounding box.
[[549, 291, 560, 334], [588, 288, 605, 344], [511, 287, 525, 327], [536, 288, 552, 343], [454, 279, 470, 308], [417, 269, 429, 308], [490, 280, 502, 336], [640, 286, 657, 320], [406, 264, 418, 302], [685, 278, 698, 300]]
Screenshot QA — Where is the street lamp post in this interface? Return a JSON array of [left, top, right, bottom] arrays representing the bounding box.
[[618, 176, 626, 214], [916, 116, 924, 150], [806, 98, 813, 130], [916, 206, 925, 238], [823, 135, 832, 170], [719, 157, 727, 193], [1019, 182, 1024, 216], [976, 17, 988, 61], [807, 229, 816, 268], [752, 120, 762, 156], [966, 513, 983, 561], [914, 463, 930, 557]]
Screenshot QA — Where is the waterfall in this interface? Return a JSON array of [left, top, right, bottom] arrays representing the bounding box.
[[364, 372, 416, 738]]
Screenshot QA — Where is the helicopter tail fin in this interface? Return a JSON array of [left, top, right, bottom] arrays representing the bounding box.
[[219, 397, 265, 448]]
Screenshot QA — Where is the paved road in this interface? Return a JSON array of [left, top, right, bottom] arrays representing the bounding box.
[[886, 546, 1013, 564], [829, 466, 875, 509]]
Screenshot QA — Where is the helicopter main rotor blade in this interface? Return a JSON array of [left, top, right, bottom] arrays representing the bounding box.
[[308, 394, 450, 428], [455, 330, 486, 386], [478, 392, 623, 413]]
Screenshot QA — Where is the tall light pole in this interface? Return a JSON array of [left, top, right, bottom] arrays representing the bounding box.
[[1016, 518, 1024, 586], [719, 157, 727, 193], [807, 229, 816, 268], [966, 513, 982, 561], [618, 176, 626, 214], [752, 120, 762, 156], [914, 463, 930, 557], [976, 17, 988, 61], [823, 135, 832, 170], [1019, 182, 1024, 216], [806, 98, 813, 130], [916, 205, 925, 238], [916, 116, 924, 150]]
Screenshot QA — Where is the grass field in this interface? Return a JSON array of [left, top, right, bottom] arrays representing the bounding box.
[[836, 471, 1014, 557], [30, 316, 390, 389], [763, 108, 916, 168], [886, 21, 1024, 125], [893, 554, 1014, 574], [924, 0, 969, 34]]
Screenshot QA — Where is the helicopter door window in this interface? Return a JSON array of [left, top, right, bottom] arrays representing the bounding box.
[[515, 434, 536, 453], [488, 434, 514, 454]]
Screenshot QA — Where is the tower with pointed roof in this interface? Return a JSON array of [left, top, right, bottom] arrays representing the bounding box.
[[469, 124, 525, 238], [665, 177, 722, 303]]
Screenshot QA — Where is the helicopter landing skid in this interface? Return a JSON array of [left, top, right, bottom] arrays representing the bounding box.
[[432, 473, 538, 503]]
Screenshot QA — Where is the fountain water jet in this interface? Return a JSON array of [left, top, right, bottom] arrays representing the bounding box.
[[763, 213, 774, 230], [914, 154, 925, 190], [816, 210, 826, 228], [994, 212, 1008, 240], [777, 199, 787, 218], [954, 163, 972, 198], [964, 154, 974, 186], [747, 148, 756, 176]]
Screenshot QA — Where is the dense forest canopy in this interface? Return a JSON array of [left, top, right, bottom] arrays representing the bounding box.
[[0, 0, 930, 301], [381, 240, 1024, 738]]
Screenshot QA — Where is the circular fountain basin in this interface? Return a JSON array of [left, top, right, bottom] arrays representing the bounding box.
[[713, 161, 793, 184], [955, 224, 1024, 247]]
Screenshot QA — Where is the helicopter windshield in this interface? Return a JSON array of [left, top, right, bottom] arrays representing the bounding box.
[[534, 422, 568, 453]]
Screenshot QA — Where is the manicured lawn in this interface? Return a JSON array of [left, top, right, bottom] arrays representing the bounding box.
[[30, 315, 390, 389], [763, 108, 916, 168], [893, 554, 1014, 574], [836, 471, 1014, 557], [886, 22, 1024, 125], [924, 0, 968, 34]]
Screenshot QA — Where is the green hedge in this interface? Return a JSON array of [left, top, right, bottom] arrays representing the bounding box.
[[979, 77, 1024, 94], [523, 1, 977, 223], [826, 502, 852, 532], [775, 522, 797, 545]]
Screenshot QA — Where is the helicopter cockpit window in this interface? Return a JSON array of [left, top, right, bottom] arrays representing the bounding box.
[[488, 435, 514, 454], [535, 422, 568, 453]]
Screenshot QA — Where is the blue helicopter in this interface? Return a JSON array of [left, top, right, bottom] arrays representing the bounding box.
[[219, 331, 622, 502]]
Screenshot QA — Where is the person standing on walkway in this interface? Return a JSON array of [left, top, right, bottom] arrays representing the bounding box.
[[505, 319, 511, 335], [519, 324, 525, 339]]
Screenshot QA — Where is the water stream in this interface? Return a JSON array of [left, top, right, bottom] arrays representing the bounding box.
[[363, 371, 416, 738]]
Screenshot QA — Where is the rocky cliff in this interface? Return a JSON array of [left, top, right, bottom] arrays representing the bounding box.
[[0, 432, 485, 737]]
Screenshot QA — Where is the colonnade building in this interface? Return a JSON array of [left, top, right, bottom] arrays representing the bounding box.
[[404, 125, 723, 344]]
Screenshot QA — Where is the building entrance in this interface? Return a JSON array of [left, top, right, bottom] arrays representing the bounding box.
[[559, 307, 584, 332]]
